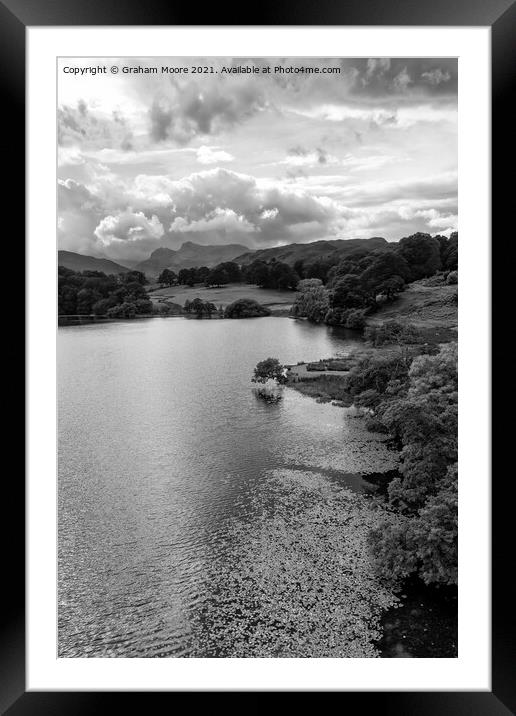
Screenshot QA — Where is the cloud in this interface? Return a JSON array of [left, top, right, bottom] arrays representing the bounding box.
[[292, 103, 456, 128], [170, 207, 255, 233], [196, 145, 235, 164], [149, 78, 266, 144], [94, 210, 164, 247], [421, 69, 451, 86], [57, 57, 457, 260], [345, 58, 457, 97], [281, 146, 338, 167], [58, 164, 458, 260], [58, 100, 134, 150], [365, 58, 391, 80], [392, 67, 412, 93]]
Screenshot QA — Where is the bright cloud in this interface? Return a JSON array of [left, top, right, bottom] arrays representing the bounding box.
[[196, 145, 235, 164], [57, 56, 458, 261]]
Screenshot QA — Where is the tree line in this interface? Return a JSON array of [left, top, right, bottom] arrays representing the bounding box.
[[58, 267, 153, 317], [292, 232, 458, 328], [347, 342, 458, 587], [158, 258, 300, 291]]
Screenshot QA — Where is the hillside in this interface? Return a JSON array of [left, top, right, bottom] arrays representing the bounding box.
[[234, 237, 390, 267], [134, 241, 249, 277], [367, 279, 458, 341], [58, 250, 130, 274]]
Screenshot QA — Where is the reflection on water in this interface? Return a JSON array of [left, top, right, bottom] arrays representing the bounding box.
[[58, 317, 369, 657]]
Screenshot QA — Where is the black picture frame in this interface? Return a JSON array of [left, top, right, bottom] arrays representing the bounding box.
[[5, 0, 510, 710]]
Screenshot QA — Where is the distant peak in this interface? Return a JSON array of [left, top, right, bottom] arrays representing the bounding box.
[[150, 246, 176, 257]]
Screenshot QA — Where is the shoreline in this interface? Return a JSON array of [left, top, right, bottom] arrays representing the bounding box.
[[58, 309, 294, 326], [282, 344, 457, 658]]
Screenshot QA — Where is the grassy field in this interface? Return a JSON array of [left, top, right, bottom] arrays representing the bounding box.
[[366, 280, 458, 342], [148, 282, 299, 312]]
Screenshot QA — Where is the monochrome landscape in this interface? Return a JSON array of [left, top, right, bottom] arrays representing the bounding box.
[[58, 57, 458, 658]]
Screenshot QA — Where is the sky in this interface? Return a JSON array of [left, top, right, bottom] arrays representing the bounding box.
[[57, 57, 458, 263]]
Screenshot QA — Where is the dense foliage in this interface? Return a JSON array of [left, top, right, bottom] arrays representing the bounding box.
[[290, 279, 330, 322], [348, 343, 459, 586], [242, 259, 300, 290], [58, 267, 152, 316], [364, 320, 424, 347], [252, 357, 287, 385], [291, 232, 457, 328], [224, 298, 271, 319], [183, 297, 218, 318], [158, 268, 177, 286]]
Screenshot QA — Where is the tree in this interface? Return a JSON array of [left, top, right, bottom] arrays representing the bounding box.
[[178, 268, 196, 286], [252, 357, 287, 384], [57, 267, 151, 317], [58, 285, 77, 315], [225, 298, 271, 318], [270, 262, 299, 290], [245, 260, 270, 288], [293, 259, 305, 279], [107, 302, 137, 318], [368, 343, 458, 586], [186, 297, 217, 318], [92, 296, 118, 316], [206, 266, 229, 287], [76, 287, 102, 314], [158, 268, 176, 286], [121, 270, 147, 285], [291, 280, 330, 323], [195, 266, 211, 284], [331, 274, 369, 309], [134, 299, 153, 314], [397, 233, 442, 280], [215, 261, 241, 283]]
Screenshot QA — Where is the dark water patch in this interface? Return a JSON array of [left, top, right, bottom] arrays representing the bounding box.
[[377, 576, 458, 658], [362, 469, 400, 497]]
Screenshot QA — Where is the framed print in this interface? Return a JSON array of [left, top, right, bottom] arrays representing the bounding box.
[[3, 0, 511, 710]]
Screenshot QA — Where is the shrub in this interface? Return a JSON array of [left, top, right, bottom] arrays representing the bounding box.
[[225, 298, 271, 319], [344, 309, 367, 330], [364, 320, 423, 347], [252, 357, 287, 384], [446, 270, 458, 285], [107, 302, 136, 318]]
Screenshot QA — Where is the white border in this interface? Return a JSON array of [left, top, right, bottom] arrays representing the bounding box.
[[27, 26, 490, 691]]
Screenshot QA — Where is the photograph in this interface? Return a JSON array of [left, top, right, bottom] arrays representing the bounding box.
[[57, 56, 458, 659]]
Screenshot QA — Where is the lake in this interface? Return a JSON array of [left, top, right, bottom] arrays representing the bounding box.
[[58, 317, 393, 657]]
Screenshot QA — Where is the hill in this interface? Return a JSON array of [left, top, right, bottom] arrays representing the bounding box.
[[234, 237, 390, 267], [58, 250, 131, 274], [366, 279, 458, 342], [134, 241, 250, 277]]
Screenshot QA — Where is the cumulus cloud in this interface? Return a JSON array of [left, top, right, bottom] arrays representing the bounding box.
[[57, 56, 457, 261], [196, 145, 235, 164], [94, 210, 164, 247], [162, 168, 339, 245], [170, 207, 255, 233]]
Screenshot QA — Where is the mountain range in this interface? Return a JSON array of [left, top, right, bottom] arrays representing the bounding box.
[[58, 237, 391, 279], [233, 237, 389, 266], [58, 250, 131, 274], [133, 242, 250, 276]]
